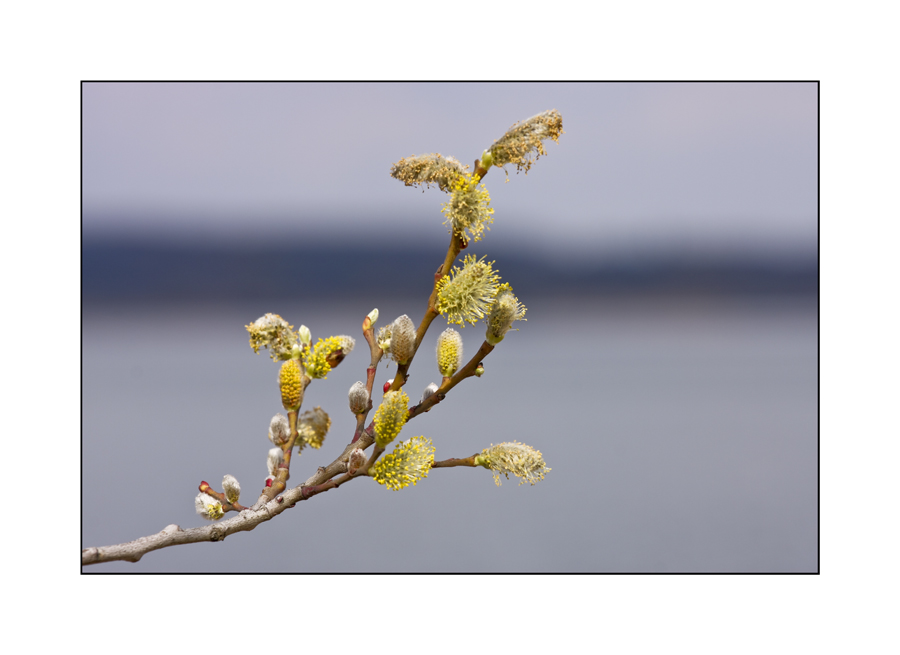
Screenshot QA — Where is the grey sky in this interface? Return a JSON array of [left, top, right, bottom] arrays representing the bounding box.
[[82, 82, 817, 258]]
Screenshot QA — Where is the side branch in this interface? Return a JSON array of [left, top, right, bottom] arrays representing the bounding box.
[[82, 494, 295, 566], [409, 340, 494, 419], [390, 231, 464, 393], [432, 454, 478, 469]]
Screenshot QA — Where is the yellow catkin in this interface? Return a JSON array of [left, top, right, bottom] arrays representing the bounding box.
[[371, 437, 436, 490], [279, 360, 304, 410], [374, 390, 410, 447]]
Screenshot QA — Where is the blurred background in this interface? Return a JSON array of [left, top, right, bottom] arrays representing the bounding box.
[[82, 82, 817, 572]]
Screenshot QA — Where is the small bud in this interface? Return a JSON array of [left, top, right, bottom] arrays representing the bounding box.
[[475, 363, 485, 377], [480, 148, 494, 169], [389, 315, 416, 364], [298, 325, 311, 346], [349, 381, 369, 414], [383, 378, 394, 394], [265, 476, 274, 487], [199, 481, 210, 492], [267, 447, 284, 476], [364, 308, 379, 331], [195, 493, 224, 520], [279, 360, 304, 410], [421, 382, 439, 405], [222, 474, 241, 505], [347, 447, 367, 473], [436, 327, 464, 377], [268, 413, 291, 446]]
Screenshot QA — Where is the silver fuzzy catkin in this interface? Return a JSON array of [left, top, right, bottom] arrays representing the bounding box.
[[268, 413, 291, 446], [389, 315, 416, 364], [348, 381, 369, 414]]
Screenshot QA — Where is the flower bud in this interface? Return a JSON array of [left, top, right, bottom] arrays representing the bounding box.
[[268, 413, 291, 446], [421, 382, 439, 405], [364, 308, 379, 330], [267, 447, 284, 476], [480, 148, 494, 169], [222, 474, 241, 504], [347, 447, 367, 473], [436, 327, 463, 377], [279, 360, 304, 410], [298, 325, 311, 346], [383, 378, 394, 394], [348, 381, 369, 414], [195, 493, 224, 520], [389, 315, 415, 364], [475, 363, 485, 377]]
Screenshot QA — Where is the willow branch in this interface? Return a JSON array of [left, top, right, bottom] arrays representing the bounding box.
[[432, 454, 478, 469], [389, 231, 464, 392]]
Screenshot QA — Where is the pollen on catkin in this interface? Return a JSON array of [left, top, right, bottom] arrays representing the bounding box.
[[475, 441, 550, 486], [297, 406, 331, 450], [373, 389, 410, 447], [376, 323, 392, 356], [195, 493, 224, 520], [279, 360, 304, 411], [370, 436, 436, 491], [436, 327, 464, 377], [246, 313, 297, 360], [485, 283, 527, 345], [327, 336, 356, 369], [441, 173, 494, 243], [390, 153, 470, 192], [488, 109, 563, 176], [305, 336, 347, 379], [435, 254, 501, 326]]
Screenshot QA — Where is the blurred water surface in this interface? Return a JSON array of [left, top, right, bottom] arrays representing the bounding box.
[[82, 295, 817, 572]]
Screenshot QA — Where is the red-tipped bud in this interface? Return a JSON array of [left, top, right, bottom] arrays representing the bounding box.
[[383, 379, 394, 394], [265, 478, 273, 488], [475, 362, 485, 377], [199, 481, 210, 492]]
